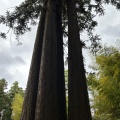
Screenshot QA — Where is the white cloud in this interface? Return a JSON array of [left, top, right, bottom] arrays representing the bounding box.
[[1, 0, 9, 4], [0, 0, 37, 88]]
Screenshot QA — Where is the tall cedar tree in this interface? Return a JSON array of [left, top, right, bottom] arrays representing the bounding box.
[[67, 0, 92, 119], [20, 0, 66, 119], [20, 1, 47, 120], [35, 0, 66, 119], [56, 0, 67, 120]]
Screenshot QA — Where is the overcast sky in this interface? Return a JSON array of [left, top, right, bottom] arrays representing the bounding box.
[[0, 0, 120, 89]]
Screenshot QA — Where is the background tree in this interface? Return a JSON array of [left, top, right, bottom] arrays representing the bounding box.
[[0, 78, 7, 110], [0, 79, 8, 120], [0, 80, 25, 120], [87, 45, 120, 120], [9, 81, 24, 97], [0, 79, 14, 120], [11, 93, 24, 120], [9, 81, 25, 119]]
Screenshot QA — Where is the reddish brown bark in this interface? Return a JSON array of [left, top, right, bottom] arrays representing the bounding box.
[[20, 2, 47, 120], [56, 1, 67, 120], [67, 0, 92, 120], [35, 0, 60, 119]]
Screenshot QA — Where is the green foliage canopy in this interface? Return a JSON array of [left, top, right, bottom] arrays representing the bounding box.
[[87, 45, 120, 120], [11, 93, 24, 120], [0, 79, 24, 120]]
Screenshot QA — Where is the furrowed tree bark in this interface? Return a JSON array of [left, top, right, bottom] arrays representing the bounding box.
[[35, 0, 60, 119], [20, 2, 47, 120], [67, 0, 92, 120], [56, 1, 67, 120]]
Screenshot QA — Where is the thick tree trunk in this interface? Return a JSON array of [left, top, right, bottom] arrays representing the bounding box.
[[67, 0, 92, 120], [56, 1, 67, 120], [20, 2, 47, 120], [35, 0, 60, 119]]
